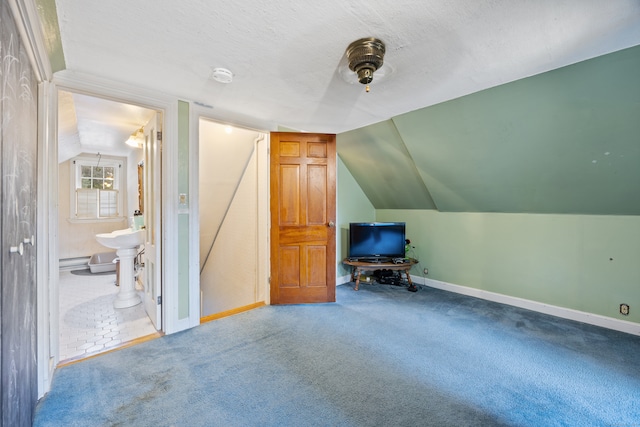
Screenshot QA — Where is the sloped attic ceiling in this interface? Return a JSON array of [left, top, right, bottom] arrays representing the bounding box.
[[36, 1, 640, 214], [57, 92, 156, 163], [338, 45, 640, 214]]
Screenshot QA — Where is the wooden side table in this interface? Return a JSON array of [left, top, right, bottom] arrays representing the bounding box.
[[343, 258, 418, 290]]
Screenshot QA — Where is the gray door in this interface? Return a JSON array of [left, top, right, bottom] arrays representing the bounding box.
[[1, 2, 39, 425]]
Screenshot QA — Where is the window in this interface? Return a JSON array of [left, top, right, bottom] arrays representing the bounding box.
[[70, 156, 124, 221]]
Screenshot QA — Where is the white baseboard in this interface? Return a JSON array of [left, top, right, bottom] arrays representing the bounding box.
[[412, 275, 640, 336]]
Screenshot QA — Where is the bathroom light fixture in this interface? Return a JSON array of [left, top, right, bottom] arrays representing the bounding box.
[[346, 37, 386, 92], [125, 127, 144, 148]]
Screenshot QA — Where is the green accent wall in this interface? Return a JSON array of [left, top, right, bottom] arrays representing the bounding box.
[[35, 0, 66, 72], [338, 46, 640, 326], [338, 120, 436, 209], [336, 156, 375, 277], [178, 100, 190, 319], [376, 209, 640, 324], [341, 44, 640, 215]]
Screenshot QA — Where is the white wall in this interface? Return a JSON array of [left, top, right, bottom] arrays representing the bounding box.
[[199, 120, 263, 316], [57, 152, 140, 260]]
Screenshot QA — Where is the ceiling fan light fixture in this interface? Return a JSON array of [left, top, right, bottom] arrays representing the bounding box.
[[346, 37, 386, 87]]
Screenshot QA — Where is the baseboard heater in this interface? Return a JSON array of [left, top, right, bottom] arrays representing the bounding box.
[[59, 257, 91, 271]]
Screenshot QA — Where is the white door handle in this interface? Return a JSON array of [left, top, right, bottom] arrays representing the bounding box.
[[10, 242, 24, 255]]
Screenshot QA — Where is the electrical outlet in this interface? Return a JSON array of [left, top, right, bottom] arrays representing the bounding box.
[[620, 304, 630, 316], [423, 268, 428, 275]]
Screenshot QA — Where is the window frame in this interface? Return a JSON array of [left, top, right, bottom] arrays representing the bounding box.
[[68, 155, 125, 223]]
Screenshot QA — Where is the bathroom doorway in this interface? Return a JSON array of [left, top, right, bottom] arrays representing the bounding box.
[[56, 90, 163, 363]]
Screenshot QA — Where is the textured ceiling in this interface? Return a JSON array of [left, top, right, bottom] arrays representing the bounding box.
[[39, 0, 640, 213], [57, 92, 156, 162], [48, 0, 640, 134]]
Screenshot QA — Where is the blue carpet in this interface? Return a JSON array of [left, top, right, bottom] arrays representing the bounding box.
[[34, 283, 640, 426]]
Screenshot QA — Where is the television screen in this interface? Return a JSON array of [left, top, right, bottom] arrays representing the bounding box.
[[348, 222, 406, 261]]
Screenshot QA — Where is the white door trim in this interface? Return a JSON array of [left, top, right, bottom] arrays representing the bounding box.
[[190, 105, 271, 313], [52, 70, 195, 335]]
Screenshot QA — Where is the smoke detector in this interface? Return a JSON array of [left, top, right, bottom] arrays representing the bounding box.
[[211, 67, 233, 84], [346, 38, 386, 90]]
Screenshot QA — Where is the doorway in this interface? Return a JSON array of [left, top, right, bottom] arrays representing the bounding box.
[[198, 119, 269, 317], [56, 90, 163, 363]]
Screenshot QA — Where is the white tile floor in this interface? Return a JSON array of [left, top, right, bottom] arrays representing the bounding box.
[[58, 270, 158, 363]]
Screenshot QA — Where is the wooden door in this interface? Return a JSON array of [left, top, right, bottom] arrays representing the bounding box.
[[270, 132, 336, 304]]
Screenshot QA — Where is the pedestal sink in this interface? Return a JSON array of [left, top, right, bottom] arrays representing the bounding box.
[[96, 228, 145, 308]]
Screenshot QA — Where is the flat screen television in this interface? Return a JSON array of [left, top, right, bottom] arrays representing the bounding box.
[[348, 222, 406, 262]]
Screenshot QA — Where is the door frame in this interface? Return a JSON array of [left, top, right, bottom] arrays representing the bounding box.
[[190, 110, 271, 309], [46, 72, 191, 352]]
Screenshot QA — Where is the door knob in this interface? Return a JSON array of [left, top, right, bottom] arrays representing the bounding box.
[[10, 242, 24, 255], [328, 221, 335, 228]]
